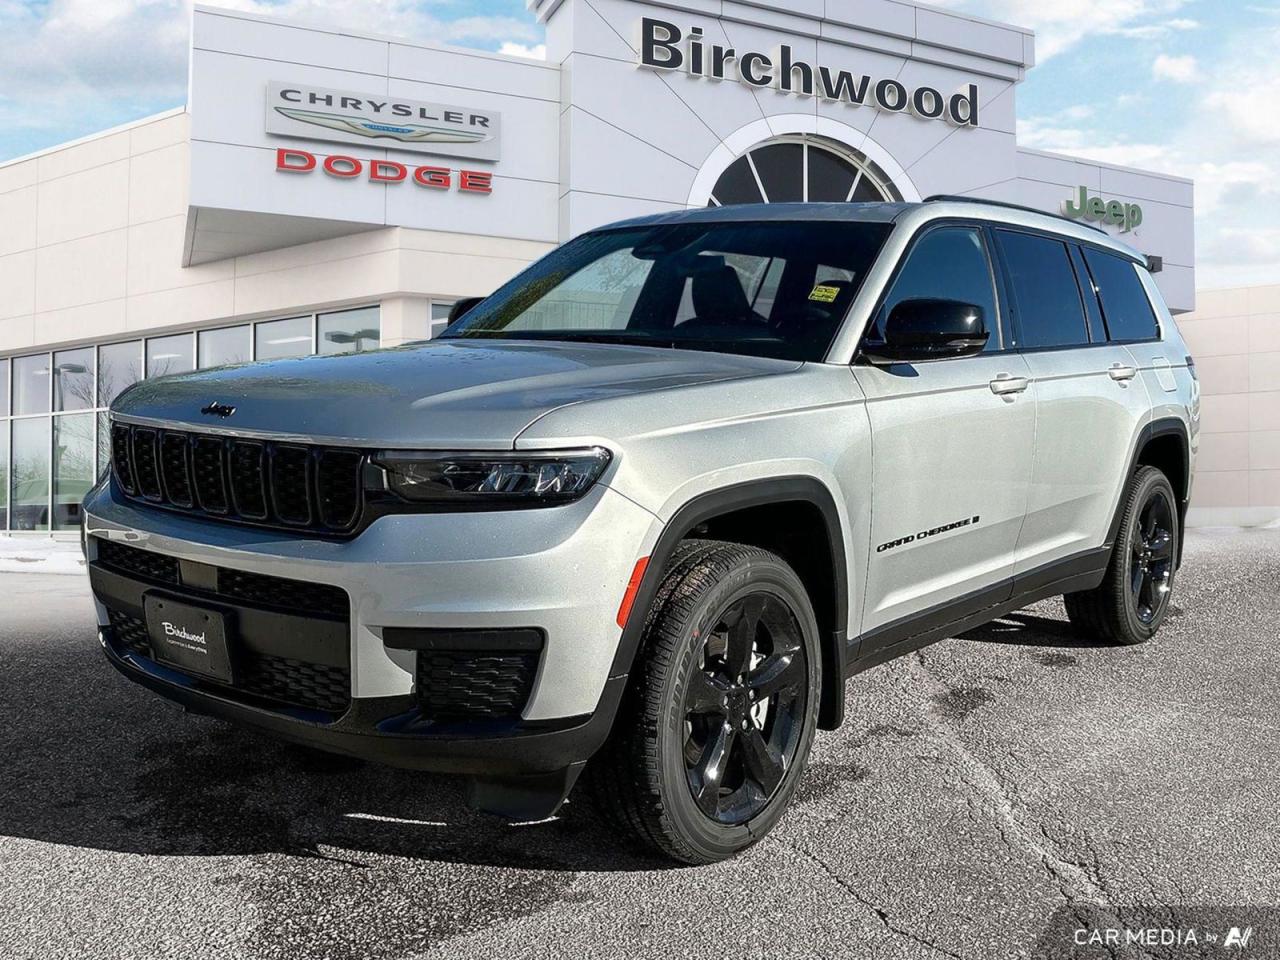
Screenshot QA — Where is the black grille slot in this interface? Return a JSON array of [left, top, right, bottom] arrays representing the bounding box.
[[415, 651, 538, 722], [159, 433, 194, 508], [132, 428, 163, 501], [237, 655, 350, 713], [317, 450, 363, 529], [270, 446, 313, 525], [229, 441, 269, 520], [108, 420, 364, 535], [111, 424, 136, 495], [191, 436, 229, 514], [108, 609, 152, 657], [217, 567, 349, 620], [96, 539, 180, 584]]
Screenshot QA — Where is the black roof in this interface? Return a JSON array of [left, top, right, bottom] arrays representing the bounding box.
[[605, 201, 912, 229]]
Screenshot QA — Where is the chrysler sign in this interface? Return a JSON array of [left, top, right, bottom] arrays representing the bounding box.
[[265, 82, 501, 161], [638, 18, 980, 127]]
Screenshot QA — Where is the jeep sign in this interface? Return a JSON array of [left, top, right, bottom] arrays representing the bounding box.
[[1062, 186, 1144, 233]]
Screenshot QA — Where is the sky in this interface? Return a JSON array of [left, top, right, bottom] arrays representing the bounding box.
[[0, 0, 1276, 290]]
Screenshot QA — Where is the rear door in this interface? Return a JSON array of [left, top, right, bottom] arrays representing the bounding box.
[[993, 229, 1152, 579], [854, 223, 1035, 647]]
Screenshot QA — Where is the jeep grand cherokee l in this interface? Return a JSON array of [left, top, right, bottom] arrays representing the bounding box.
[[83, 198, 1197, 863]]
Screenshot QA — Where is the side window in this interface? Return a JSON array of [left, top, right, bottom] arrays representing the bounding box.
[[877, 226, 1002, 352], [1082, 248, 1160, 342], [996, 231, 1089, 349]]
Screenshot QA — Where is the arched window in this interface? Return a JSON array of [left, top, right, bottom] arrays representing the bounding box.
[[708, 136, 902, 207]]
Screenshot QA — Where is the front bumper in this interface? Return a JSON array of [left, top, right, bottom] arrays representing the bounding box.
[[101, 635, 625, 778], [82, 478, 659, 796]]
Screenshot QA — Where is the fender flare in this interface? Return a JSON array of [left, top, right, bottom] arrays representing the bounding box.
[[1108, 416, 1192, 564], [606, 476, 850, 729]]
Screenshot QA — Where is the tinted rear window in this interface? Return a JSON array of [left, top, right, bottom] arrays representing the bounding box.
[[1083, 248, 1159, 342], [996, 230, 1089, 349]]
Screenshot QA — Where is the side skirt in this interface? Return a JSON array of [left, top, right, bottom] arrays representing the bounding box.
[[845, 547, 1110, 676]]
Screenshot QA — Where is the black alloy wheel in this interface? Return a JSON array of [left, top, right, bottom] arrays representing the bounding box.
[[1130, 488, 1175, 625], [588, 540, 821, 863], [682, 593, 807, 825], [1064, 465, 1180, 645]]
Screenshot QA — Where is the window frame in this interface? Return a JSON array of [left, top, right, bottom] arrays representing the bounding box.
[[1078, 245, 1164, 345], [856, 218, 1014, 361], [990, 225, 1096, 354]]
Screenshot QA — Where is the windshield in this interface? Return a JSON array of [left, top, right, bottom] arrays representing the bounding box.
[[440, 220, 892, 361]]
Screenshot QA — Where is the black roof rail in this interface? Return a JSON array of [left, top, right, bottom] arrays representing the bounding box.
[[922, 194, 1108, 235]]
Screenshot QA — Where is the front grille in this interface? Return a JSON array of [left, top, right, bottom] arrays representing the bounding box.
[[96, 540, 348, 620], [107, 610, 349, 712], [111, 422, 365, 535], [415, 651, 538, 721], [96, 540, 351, 714]]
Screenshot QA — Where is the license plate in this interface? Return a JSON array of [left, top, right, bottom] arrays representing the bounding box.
[[144, 593, 234, 683]]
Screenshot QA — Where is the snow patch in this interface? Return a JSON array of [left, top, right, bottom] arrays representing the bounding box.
[[0, 537, 87, 576]]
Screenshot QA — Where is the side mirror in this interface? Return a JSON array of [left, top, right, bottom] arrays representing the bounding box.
[[448, 296, 485, 324], [863, 298, 989, 365]]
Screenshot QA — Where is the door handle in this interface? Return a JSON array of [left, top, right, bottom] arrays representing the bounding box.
[[989, 374, 1029, 395], [1108, 363, 1138, 382]]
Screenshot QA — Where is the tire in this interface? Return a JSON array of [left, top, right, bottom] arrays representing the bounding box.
[[1064, 465, 1179, 645], [588, 539, 822, 864]]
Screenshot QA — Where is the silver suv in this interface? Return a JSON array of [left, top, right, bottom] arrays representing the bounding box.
[[84, 198, 1198, 863]]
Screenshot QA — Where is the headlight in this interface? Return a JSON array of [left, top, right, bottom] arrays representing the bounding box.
[[374, 447, 612, 506]]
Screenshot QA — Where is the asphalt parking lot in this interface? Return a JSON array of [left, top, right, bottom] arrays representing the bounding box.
[[2, 528, 1278, 959]]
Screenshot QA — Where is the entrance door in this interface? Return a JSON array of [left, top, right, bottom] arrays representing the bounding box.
[[853, 224, 1035, 650]]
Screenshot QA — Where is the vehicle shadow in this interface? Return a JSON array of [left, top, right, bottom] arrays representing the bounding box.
[[957, 611, 1111, 648], [0, 634, 674, 875]]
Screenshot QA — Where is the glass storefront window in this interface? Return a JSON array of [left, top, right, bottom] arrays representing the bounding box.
[[147, 333, 195, 379], [13, 354, 51, 416], [53, 414, 95, 531], [1, 304, 379, 532], [53, 347, 95, 412], [96, 411, 111, 476], [198, 325, 251, 369], [255, 316, 312, 360], [0, 425, 8, 530], [98, 340, 143, 408], [430, 302, 454, 339], [11, 417, 51, 531], [318, 306, 380, 355]]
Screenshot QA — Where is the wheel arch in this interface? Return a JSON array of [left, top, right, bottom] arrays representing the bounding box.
[[1111, 417, 1192, 566], [607, 476, 851, 731]]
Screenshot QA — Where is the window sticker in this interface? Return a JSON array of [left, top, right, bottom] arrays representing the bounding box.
[[809, 284, 841, 303]]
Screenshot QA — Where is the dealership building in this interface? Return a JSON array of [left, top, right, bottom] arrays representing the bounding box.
[[2, 0, 1269, 535]]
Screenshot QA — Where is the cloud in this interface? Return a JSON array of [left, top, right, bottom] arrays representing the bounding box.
[[927, 0, 1196, 59], [0, 0, 543, 159], [498, 41, 547, 59], [1019, 23, 1280, 288], [1152, 53, 1199, 82]]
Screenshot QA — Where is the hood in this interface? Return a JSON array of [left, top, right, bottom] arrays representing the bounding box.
[[113, 339, 801, 448]]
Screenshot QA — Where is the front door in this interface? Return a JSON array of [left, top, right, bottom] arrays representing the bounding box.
[[853, 224, 1035, 651]]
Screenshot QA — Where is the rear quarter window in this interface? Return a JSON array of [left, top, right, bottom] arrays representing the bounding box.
[[1082, 248, 1161, 342]]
